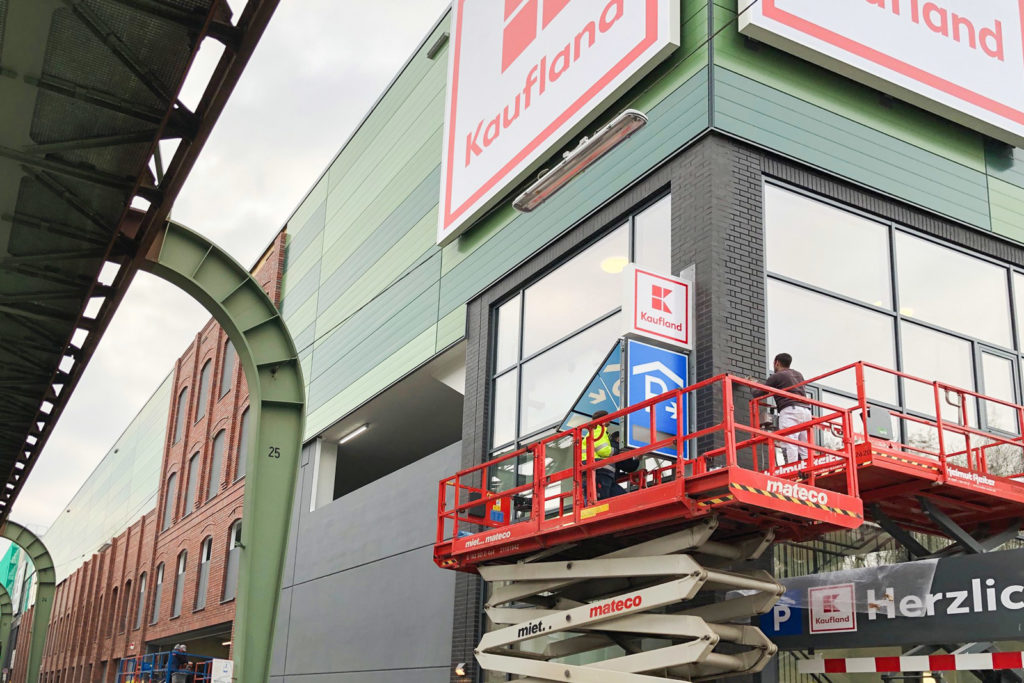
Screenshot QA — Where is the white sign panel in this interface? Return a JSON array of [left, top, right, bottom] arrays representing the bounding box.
[[739, 0, 1024, 148], [622, 265, 692, 350], [210, 659, 233, 683], [438, 0, 680, 245], [808, 583, 858, 634]]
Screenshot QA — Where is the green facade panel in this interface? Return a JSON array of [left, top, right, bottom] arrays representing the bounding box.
[[990, 178, 1024, 243]]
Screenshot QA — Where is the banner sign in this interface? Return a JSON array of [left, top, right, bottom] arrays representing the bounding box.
[[761, 548, 1024, 649], [438, 0, 680, 245], [622, 265, 692, 350], [739, 0, 1024, 148]]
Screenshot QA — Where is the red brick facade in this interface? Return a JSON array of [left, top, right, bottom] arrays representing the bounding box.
[[27, 232, 286, 683]]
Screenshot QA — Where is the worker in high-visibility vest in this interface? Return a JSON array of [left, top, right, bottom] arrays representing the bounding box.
[[581, 410, 620, 501]]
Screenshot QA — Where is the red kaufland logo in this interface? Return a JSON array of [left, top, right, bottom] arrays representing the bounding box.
[[439, 1, 679, 245], [651, 285, 672, 313], [809, 583, 857, 634], [502, 0, 573, 72]]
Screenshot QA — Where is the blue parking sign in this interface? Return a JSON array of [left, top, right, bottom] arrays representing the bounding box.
[[625, 339, 689, 457]]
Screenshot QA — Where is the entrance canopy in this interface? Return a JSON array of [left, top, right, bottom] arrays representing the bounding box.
[[0, 0, 278, 520]]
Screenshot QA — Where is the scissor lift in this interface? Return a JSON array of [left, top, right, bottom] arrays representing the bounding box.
[[435, 367, 1024, 682]]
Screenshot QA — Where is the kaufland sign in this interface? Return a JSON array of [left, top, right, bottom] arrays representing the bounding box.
[[740, 0, 1024, 149], [623, 265, 692, 350], [438, 0, 680, 245]]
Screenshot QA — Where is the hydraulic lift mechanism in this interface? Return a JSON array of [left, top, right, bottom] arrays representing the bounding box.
[[435, 362, 1024, 682]]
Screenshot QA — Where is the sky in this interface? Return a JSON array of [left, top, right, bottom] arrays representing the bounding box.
[[11, 0, 451, 534]]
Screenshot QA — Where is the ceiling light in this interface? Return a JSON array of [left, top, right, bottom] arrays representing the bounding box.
[[513, 109, 648, 212], [338, 424, 369, 444], [601, 256, 629, 274]]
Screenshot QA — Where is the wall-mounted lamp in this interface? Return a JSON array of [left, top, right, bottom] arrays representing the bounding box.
[[338, 424, 369, 445], [513, 109, 648, 213], [454, 662, 467, 676]]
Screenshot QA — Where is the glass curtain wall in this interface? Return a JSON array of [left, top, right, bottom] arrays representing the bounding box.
[[765, 184, 1023, 459]]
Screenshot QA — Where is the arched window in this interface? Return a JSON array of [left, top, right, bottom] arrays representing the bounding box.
[[107, 587, 118, 637], [195, 537, 212, 611], [222, 520, 242, 601], [172, 551, 187, 618], [183, 453, 199, 515], [195, 360, 212, 421], [134, 573, 147, 629], [220, 341, 235, 398], [235, 408, 250, 481], [173, 387, 188, 444], [120, 580, 132, 633], [161, 473, 177, 531], [149, 564, 164, 624], [207, 431, 225, 501]]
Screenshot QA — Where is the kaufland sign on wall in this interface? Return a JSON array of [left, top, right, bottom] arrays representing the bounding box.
[[740, 0, 1024, 148], [438, 0, 680, 245], [623, 265, 692, 350]]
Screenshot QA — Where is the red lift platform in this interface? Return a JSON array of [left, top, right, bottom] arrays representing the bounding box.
[[435, 363, 1024, 572]]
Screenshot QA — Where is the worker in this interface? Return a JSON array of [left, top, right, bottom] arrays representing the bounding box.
[[167, 644, 188, 682], [581, 410, 620, 500], [752, 353, 811, 465]]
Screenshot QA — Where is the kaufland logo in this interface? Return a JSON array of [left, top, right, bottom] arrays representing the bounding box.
[[628, 267, 690, 348], [651, 285, 672, 313], [809, 583, 857, 634], [438, 1, 679, 245]]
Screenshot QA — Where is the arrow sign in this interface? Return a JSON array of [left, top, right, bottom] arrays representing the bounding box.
[[588, 389, 607, 404], [626, 340, 689, 458]]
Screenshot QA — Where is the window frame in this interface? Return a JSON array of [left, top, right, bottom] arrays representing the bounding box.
[[195, 359, 212, 422]]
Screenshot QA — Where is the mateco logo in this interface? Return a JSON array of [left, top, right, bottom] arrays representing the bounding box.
[[766, 479, 829, 506], [502, 0, 572, 72], [809, 583, 857, 634]]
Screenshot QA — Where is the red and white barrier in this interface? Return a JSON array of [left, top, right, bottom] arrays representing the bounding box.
[[798, 652, 1024, 674]]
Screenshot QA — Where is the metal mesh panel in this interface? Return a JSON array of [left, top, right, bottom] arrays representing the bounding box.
[[0, 0, 7, 56]]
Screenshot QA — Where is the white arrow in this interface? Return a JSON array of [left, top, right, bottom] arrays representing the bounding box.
[[588, 389, 607, 404], [603, 363, 621, 374], [632, 361, 686, 387]]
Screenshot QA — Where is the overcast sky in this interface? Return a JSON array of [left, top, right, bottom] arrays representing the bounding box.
[[12, 0, 451, 533]]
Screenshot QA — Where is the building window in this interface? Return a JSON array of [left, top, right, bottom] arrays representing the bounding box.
[[220, 341, 235, 398], [490, 194, 670, 451], [183, 453, 199, 515], [107, 587, 118, 637], [149, 564, 163, 624], [195, 360, 212, 422], [134, 573, 146, 630], [222, 521, 242, 602], [207, 431, 225, 501], [764, 183, 1023, 448], [172, 551, 186, 618], [235, 408, 250, 481], [120, 580, 131, 633], [161, 473, 177, 531], [172, 388, 188, 444], [195, 537, 212, 611]]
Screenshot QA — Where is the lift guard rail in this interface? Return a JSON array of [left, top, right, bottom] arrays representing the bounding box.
[[115, 651, 215, 682], [436, 373, 864, 570]]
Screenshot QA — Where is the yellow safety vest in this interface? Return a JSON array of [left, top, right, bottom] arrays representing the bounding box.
[[582, 424, 613, 463]]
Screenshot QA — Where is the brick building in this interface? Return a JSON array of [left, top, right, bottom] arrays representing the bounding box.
[[13, 233, 285, 683]]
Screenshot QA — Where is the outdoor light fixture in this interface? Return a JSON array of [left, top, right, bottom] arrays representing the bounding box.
[[513, 109, 648, 213], [338, 424, 369, 444], [454, 662, 467, 676]]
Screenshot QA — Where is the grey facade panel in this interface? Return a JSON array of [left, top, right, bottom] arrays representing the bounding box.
[[270, 669, 447, 683], [270, 587, 292, 677], [290, 443, 460, 584]]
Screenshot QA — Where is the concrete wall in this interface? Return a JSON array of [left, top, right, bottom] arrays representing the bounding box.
[[271, 442, 460, 682]]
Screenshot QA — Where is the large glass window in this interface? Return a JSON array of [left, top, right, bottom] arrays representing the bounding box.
[[896, 231, 1012, 347], [183, 454, 199, 515], [134, 573, 146, 630], [149, 564, 163, 625], [765, 183, 1024, 452], [491, 195, 670, 450], [195, 360, 212, 421], [207, 431, 225, 501], [120, 580, 131, 633], [195, 537, 211, 611], [236, 408, 250, 481], [161, 474, 176, 531]]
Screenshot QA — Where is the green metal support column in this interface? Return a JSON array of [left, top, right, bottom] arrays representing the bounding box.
[[0, 521, 54, 683], [142, 221, 304, 683], [0, 583, 11, 666]]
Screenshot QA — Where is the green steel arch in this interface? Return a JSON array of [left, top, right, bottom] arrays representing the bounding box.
[[0, 521, 54, 683], [0, 582, 11, 665], [142, 220, 304, 683]]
